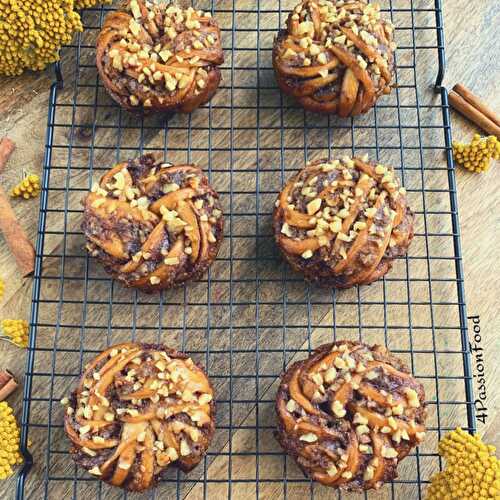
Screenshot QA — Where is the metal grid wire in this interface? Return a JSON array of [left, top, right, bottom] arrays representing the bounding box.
[[16, 0, 475, 498]]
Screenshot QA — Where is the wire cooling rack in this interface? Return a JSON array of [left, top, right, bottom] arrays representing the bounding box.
[[16, 0, 476, 498]]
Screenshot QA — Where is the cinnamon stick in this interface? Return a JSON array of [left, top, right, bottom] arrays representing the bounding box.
[[453, 84, 500, 128], [0, 370, 18, 401], [0, 187, 35, 276], [449, 90, 500, 138], [0, 138, 35, 276], [0, 138, 15, 172]]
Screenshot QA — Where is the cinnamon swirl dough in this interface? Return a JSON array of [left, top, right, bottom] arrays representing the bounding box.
[[63, 343, 215, 492], [273, 156, 414, 288], [97, 1, 224, 113], [273, 1, 396, 116], [275, 341, 426, 490], [82, 155, 224, 292]]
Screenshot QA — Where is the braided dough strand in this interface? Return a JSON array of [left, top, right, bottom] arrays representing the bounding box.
[[64, 343, 215, 492], [273, 1, 396, 116], [97, 1, 224, 113], [275, 341, 427, 490], [273, 156, 414, 288], [82, 155, 224, 292]]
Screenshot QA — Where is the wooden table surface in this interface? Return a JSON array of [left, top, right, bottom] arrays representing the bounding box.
[[0, 1, 498, 498]]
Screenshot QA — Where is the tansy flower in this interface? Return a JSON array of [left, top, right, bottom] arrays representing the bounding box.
[[427, 427, 499, 499], [0, 0, 83, 76], [453, 134, 500, 173], [1, 320, 29, 348], [10, 174, 41, 200], [75, 0, 111, 9], [0, 401, 23, 480]]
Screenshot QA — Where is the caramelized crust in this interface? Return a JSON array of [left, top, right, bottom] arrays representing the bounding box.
[[275, 341, 427, 490], [97, 1, 224, 113], [273, 1, 396, 116], [82, 154, 224, 292], [273, 156, 414, 288], [63, 343, 215, 492]]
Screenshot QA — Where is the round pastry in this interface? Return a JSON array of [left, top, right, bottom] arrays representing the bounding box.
[[273, 156, 414, 288], [275, 341, 427, 490], [82, 154, 224, 292], [96, 1, 224, 113], [273, 0, 396, 116], [63, 342, 215, 492]]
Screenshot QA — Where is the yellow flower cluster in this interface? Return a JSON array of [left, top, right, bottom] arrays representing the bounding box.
[[1, 319, 29, 348], [0, 0, 83, 76], [427, 427, 499, 500], [10, 174, 41, 199], [0, 401, 23, 480], [0, 273, 30, 351], [75, 0, 111, 9], [453, 134, 500, 173]]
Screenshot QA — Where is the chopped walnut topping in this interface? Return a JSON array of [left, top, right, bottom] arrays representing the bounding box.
[[299, 432, 318, 443], [306, 198, 322, 215], [353, 412, 368, 425], [323, 366, 337, 383], [326, 464, 338, 477], [356, 424, 370, 435], [198, 393, 212, 405], [405, 388, 420, 408], [381, 446, 398, 459], [180, 439, 191, 456], [301, 250, 314, 259], [286, 399, 297, 413], [78, 425, 91, 435], [363, 465, 374, 481], [334, 357, 347, 370], [88, 466, 102, 476], [332, 399, 346, 418]]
